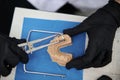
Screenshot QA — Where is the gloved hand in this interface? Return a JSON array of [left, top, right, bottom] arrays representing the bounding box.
[[0, 33, 28, 76], [63, 0, 120, 70]]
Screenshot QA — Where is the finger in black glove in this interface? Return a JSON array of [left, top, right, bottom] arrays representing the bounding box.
[[0, 33, 28, 76], [63, 0, 120, 70]]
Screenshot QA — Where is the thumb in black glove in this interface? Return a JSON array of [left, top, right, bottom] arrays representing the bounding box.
[[0, 33, 28, 76], [63, 0, 120, 70]]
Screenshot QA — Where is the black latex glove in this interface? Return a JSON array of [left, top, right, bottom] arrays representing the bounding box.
[[63, 0, 120, 70], [0, 33, 28, 76]]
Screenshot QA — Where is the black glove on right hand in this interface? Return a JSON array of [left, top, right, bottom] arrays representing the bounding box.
[[63, 0, 120, 70], [0, 34, 28, 76]]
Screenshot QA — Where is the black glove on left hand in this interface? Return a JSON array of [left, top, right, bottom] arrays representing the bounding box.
[[0, 34, 28, 76], [63, 0, 120, 70]]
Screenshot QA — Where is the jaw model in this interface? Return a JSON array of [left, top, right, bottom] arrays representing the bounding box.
[[47, 34, 72, 66]]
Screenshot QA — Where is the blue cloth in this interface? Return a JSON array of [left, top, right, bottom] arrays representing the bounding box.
[[15, 17, 86, 80]]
